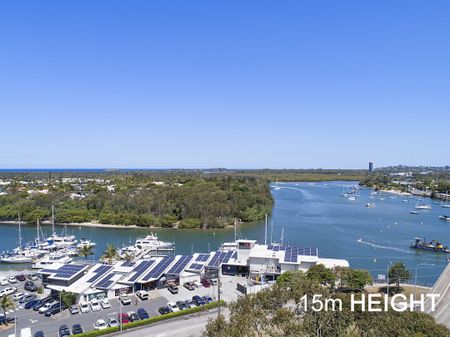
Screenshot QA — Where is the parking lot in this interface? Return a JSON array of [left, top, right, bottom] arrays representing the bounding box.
[[1, 275, 244, 337]]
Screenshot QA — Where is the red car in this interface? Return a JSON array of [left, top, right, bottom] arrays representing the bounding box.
[[201, 279, 211, 288], [15, 274, 26, 282], [118, 313, 130, 324]]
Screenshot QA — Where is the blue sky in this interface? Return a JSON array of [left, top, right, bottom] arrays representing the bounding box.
[[0, 1, 449, 169]]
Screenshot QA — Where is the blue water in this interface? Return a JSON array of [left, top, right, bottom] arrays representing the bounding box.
[[1, 181, 448, 285]]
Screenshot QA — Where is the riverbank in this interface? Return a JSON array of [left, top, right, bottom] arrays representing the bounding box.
[[0, 220, 238, 230]]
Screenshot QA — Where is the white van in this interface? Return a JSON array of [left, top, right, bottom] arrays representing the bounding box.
[[20, 327, 32, 337]]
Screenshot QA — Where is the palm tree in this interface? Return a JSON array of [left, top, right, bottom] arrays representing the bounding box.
[[122, 252, 133, 262], [1, 296, 15, 326], [102, 244, 118, 264], [77, 245, 94, 260]]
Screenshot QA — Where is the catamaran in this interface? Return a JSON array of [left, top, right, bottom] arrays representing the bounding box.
[[0, 215, 34, 264]]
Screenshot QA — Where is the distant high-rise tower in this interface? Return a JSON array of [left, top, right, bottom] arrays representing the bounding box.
[[369, 162, 374, 173]]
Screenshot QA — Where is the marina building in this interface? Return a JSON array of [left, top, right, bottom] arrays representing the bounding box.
[[39, 240, 349, 303]]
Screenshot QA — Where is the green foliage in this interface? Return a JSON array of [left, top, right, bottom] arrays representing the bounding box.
[[389, 262, 411, 287], [102, 244, 119, 264], [306, 264, 336, 285], [37, 286, 44, 294], [336, 267, 373, 289], [61, 291, 76, 307], [78, 245, 94, 260], [204, 273, 450, 337], [0, 173, 273, 228]]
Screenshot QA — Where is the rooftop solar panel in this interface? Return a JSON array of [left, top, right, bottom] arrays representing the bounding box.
[[121, 261, 135, 267], [95, 273, 116, 289], [129, 260, 155, 282], [141, 256, 174, 281], [87, 265, 113, 283], [51, 265, 86, 279], [207, 251, 234, 267], [188, 263, 204, 271], [166, 255, 193, 275], [195, 254, 210, 262]]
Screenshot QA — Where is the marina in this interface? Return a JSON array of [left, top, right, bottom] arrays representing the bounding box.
[[1, 181, 449, 285]]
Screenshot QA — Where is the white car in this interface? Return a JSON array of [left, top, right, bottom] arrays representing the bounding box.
[[90, 299, 101, 312], [167, 302, 180, 312], [7, 276, 17, 284], [39, 302, 54, 314], [79, 301, 90, 313], [136, 290, 148, 300], [12, 292, 24, 301], [94, 319, 108, 330], [100, 298, 111, 309], [0, 287, 17, 297], [0, 278, 9, 286]]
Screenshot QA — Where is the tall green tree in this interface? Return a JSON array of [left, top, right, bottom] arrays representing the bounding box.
[[389, 262, 411, 288], [306, 264, 336, 285], [102, 244, 118, 264]]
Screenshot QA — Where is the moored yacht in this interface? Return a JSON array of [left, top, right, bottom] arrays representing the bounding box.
[[134, 233, 174, 251]]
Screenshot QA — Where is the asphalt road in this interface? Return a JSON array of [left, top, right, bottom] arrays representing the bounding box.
[[116, 308, 227, 337]]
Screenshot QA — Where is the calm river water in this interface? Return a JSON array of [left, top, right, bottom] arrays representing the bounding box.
[[1, 181, 449, 285]]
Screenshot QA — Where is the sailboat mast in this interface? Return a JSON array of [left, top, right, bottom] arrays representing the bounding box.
[[18, 213, 22, 253], [270, 217, 273, 244], [264, 214, 268, 245], [51, 205, 55, 234], [36, 219, 40, 243], [281, 227, 284, 245], [234, 218, 237, 243]]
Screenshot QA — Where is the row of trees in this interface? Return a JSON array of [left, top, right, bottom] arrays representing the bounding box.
[[204, 265, 448, 337], [0, 173, 273, 228]]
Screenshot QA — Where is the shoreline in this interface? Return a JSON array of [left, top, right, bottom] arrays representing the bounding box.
[[0, 220, 238, 230]]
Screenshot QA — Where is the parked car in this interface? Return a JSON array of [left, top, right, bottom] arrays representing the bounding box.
[[100, 298, 111, 309], [137, 308, 149, 320], [0, 314, 16, 325], [183, 282, 195, 291], [12, 292, 24, 301], [168, 283, 178, 294], [58, 324, 71, 337], [33, 297, 53, 311], [39, 302, 55, 314], [24, 299, 40, 309], [128, 311, 139, 322], [0, 278, 8, 286], [72, 323, 84, 335], [192, 295, 206, 306], [107, 318, 119, 327], [15, 274, 27, 282], [20, 294, 36, 304], [90, 299, 101, 312], [33, 331, 45, 337], [167, 302, 180, 312], [70, 304, 79, 314], [7, 276, 17, 284], [185, 299, 196, 308], [79, 301, 90, 313], [0, 286, 17, 297], [177, 300, 189, 310], [203, 295, 214, 303], [201, 279, 211, 288], [94, 319, 108, 330], [24, 281, 37, 292], [136, 290, 148, 300], [120, 294, 132, 305], [158, 306, 171, 315], [44, 303, 68, 317], [118, 313, 130, 324], [27, 274, 39, 281]]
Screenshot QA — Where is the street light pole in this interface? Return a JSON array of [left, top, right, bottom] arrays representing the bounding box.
[[217, 269, 221, 318], [414, 263, 435, 303], [386, 261, 392, 299]]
